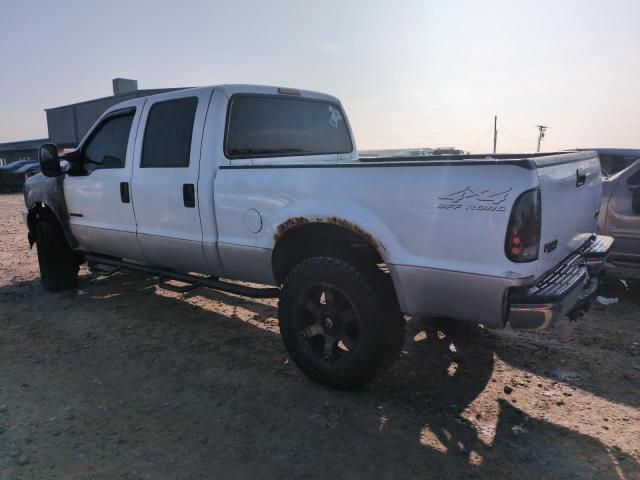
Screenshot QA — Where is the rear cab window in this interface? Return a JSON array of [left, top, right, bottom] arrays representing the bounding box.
[[225, 95, 352, 159]]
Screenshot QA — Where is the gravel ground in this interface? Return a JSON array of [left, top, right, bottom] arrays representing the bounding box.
[[0, 192, 639, 479]]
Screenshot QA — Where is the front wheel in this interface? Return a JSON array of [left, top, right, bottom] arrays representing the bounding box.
[[278, 257, 405, 389], [35, 220, 80, 292]]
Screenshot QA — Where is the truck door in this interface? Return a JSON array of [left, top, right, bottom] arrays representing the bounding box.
[[605, 160, 640, 268], [131, 88, 214, 273], [63, 99, 147, 261]]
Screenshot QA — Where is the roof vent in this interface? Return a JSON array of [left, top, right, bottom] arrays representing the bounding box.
[[112, 78, 138, 96]]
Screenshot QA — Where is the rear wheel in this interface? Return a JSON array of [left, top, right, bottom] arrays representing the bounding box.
[[278, 256, 405, 389], [35, 220, 80, 292]]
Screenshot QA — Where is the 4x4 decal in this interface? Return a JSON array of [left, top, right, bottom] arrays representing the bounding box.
[[437, 186, 512, 212]]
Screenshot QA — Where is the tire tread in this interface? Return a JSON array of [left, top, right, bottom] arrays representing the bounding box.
[[35, 221, 79, 292], [278, 256, 404, 389]]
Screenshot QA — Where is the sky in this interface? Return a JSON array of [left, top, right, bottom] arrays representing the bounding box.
[[0, 0, 638, 153]]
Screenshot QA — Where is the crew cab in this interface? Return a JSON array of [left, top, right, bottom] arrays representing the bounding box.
[[24, 84, 612, 388]]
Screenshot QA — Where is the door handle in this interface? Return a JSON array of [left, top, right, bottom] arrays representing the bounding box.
[[576, 169, 586, 187], [120, 182, 130, 203], [183, 183, 195, 208]]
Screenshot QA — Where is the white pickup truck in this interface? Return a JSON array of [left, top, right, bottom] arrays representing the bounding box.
[[24, 84, 612, 388]]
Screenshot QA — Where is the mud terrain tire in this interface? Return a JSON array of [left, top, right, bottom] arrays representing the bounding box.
[[35, 220, 79, 292], [278, 256, 405, 389]]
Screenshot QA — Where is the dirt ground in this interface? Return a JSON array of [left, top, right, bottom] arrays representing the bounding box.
[[0, 192, 639, 480]]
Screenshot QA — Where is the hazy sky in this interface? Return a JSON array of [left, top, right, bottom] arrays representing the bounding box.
[[0, 0, 638, 152]]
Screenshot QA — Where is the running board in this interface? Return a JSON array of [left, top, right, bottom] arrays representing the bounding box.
[[85, 254, 280, 298], [157, 277, 200, 294]]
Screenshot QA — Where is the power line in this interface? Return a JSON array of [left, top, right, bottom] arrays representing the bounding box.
[[500, 131, 531, 151], [497, 120, 532, 146], [469, 128, 491, 153], [489, 119, 533, 153]]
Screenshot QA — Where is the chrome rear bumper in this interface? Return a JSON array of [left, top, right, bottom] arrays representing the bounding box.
[[508, 235, 613, 330]]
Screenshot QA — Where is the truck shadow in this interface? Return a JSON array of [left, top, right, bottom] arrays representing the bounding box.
[[0, 271, 637, 479], [187, 273, 640, 408], [487, 274, 640, 410], [367, 316, 639, 478]]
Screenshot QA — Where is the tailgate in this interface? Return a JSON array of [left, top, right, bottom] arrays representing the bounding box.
[[534, 151, 601, 277]]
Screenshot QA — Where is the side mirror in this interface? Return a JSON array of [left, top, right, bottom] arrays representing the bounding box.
[[38, 143, 62, 177]]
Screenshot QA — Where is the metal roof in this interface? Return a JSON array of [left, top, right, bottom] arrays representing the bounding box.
[[44, 87, 189, 147], [0, 138, 49, 152], [44, 88, 186, 112], [0, 79, 187, 151]]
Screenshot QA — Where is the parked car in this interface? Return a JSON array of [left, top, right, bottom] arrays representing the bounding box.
[[1, 159, 33, 171], [392, 148, 433, 157], [1, 162, 40, 192], [0, 160, 39, 192], [584, 148, 640, 177], [23, 84, 611, 388], [432, 147, 467, 155], [589, 148, 640, 277]]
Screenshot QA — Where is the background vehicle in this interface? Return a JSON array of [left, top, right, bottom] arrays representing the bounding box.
[[591, 149, 640, 276], [23, 85, 611, 388], [1, 159, 33, 171], [432, 147, 467, 155], [391, 148, 433, 157], [0, 160, 39, 192], [584, 148, 640, 177]]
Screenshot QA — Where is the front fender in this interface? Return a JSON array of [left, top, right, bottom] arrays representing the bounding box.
[[24, 174, 78, 248]]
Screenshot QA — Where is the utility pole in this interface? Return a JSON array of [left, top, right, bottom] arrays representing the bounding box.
[[536, 125, 548, 152], [493, 115, 497, 154]]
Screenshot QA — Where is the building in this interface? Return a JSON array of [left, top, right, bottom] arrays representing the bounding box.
[[0, 138, 49, 166], [0, 78, 185, 163], [45, 78, 184, 148]]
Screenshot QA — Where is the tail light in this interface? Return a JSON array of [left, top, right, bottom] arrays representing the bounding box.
[[505, 188, 541, 262]]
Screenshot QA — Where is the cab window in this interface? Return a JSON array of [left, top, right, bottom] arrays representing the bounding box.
[[83, 112, 134, 173], [225, 95, 353, 159], [141, 97, 198, 168]]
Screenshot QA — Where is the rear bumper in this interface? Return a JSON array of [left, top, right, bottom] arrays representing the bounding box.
[[508, 235, 613, 330]]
